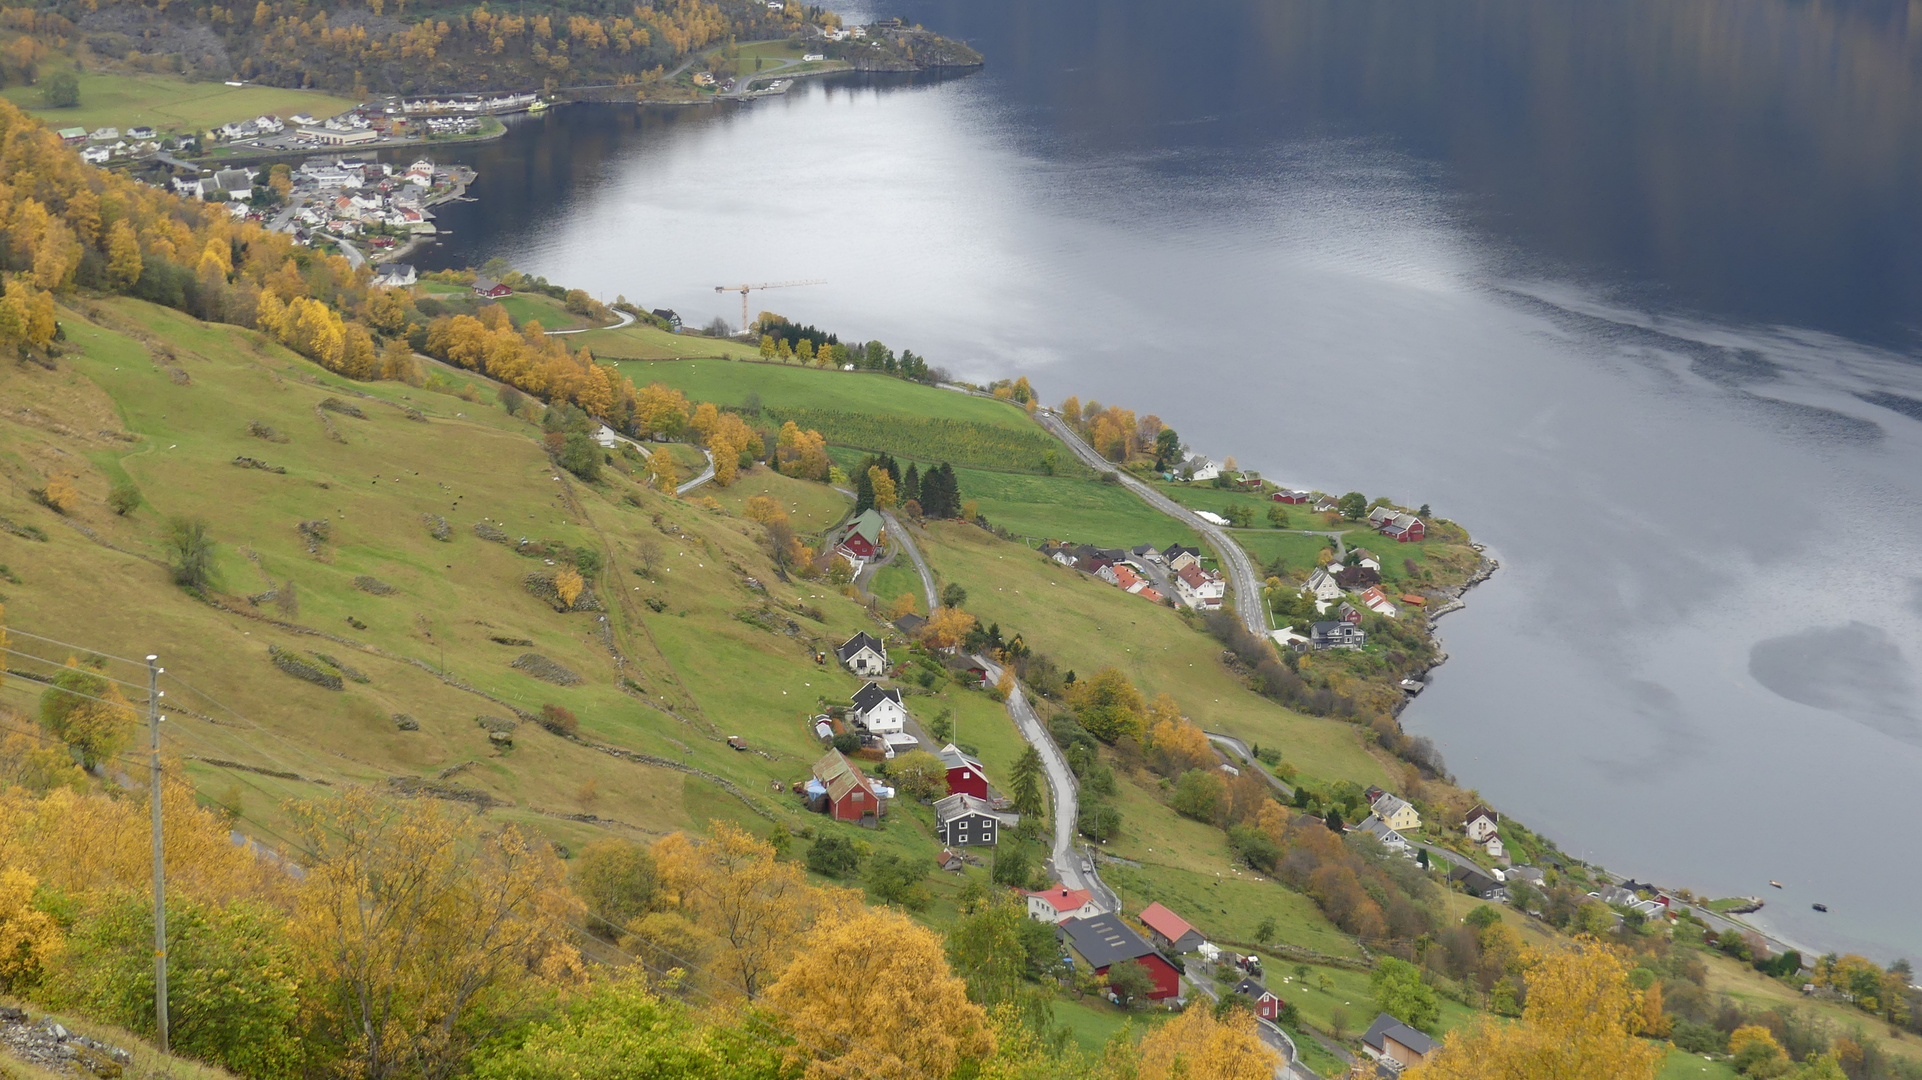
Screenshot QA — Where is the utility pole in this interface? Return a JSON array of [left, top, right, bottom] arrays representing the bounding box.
[[147, 655, 169, 1056]]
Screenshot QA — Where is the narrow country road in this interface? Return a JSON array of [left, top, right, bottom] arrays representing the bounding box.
[[675, 449, 716, 494], [974, 654, 1119, 913], [1205, 731, 1296, 799], [547, 306, 638, 335], [1030, 410, 1268, 638], [882, 511, 939, 611]]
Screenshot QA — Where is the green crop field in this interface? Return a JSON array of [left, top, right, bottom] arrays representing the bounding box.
[[3, 67, 359, 135], [607, 357, 1035, 430]]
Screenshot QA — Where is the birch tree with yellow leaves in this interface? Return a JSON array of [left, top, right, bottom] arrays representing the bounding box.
[[1404, 940, 1662, 1080], [765, 905, 993, 1080]]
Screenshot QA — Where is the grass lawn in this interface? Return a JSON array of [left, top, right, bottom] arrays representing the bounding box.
[[1230, 530, 1340, 577], [495, 292, 591, 332], [916, 521, 1393, 789], [825, 455, 1197, 551], [869, 561, 924, 611], [1659, 1050, 1739, 1080], [1695, 949, 1922, 1065], [607, 357, 1035, 431], [1053, 997, 1157, 1053], [3, 67, 359, 135], [700, 465, 849, 537], [1267, 960, 1480, 1043], [1101, 861, 1363, 959], [581, 323, 761, 360]]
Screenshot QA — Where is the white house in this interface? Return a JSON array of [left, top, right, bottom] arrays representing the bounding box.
[[835, 632, 888, 676], [1303, 566, 1344, 603], [87, 126, 120, 142], [1186, 456, 1220, 482], [1024, 883, 1102, 924], [1484, 835, 1506, 860], [1354, 814, 1412, 854], [80, 146, 110, 165], [850, 682, 908, 735], [254, 115, 285, 133], [1174, 564, 1225, 609], [1352, 547, 1382, 571], [1463, 805, 1499, 843]]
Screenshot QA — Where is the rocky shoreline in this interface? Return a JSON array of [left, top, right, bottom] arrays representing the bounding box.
[[1389, 542, 1498, 718]]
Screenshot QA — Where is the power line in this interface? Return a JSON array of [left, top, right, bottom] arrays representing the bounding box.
[[2, 644, 171, 695], [1, 626, 153, 669]]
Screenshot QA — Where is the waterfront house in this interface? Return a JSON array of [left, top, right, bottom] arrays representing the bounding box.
[[1361, 1014, 1438, 1071], [1058, 916, 1182, 1001], [1463, 805, 1499, 843], [937, 743, 989, 799], [374, 263, 417, 287], [1310, 621, 1365, 650], [1138, 902, 1207, 953], [1184, 456, 1221, 482], [472, 275, 513, 298], [1369, 792, 1421, 832], [1314, 496, 1339, 513], [1025, 883, 1101, 924], [1359, 586, 1399, 617], [850, 682, 908, 735], [1367, 506, 1398, 529], [835, 632, 888, 676], [651, 308, 682, 329], [1381, 513, 1426, 543], [933, 793, 1008, 847], [1272, 490, 1313, 503]]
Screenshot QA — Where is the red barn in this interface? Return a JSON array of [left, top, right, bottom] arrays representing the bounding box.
[[1272, 490, 1312, 504], [1060, 916, 1183, 1001], [1380, 513, 1426, 543], [937, 743, 990, 799], [812, 748, 884, 824]]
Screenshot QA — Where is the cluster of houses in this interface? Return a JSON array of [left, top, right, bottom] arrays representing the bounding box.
[[808, 633, 1019, 848], [398, 93, 539, 115], [1045, 541, 1225, 611], [1292, 547, 1429, 652], [59, 124, 165, 164]]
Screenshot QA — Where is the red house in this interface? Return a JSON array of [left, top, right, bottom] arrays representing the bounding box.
[[812, 748, 884, 824], [1379, 513, 1426, 543], [1059, 915, 1182, 1001], [1233, 977, 1284, 1020], [1272, 490, 1312, 504], [937, 743, 990, 799], [471, 275, 513, 298], [832, 509, 886, 566]]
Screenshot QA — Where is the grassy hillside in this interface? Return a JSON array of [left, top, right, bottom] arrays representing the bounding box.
[[1, 67, 359, 135]]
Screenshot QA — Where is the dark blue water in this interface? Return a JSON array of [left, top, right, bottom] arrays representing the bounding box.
[[413, 0, 1922, 960]]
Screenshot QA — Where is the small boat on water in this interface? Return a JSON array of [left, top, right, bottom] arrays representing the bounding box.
[[1812, 903, 1829, 913], [1770, 880, 1783, 889]]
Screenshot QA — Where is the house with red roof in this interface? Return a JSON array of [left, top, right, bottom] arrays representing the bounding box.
[[1024, 883, 1101, 924], [1138, 902, 1207, 953]]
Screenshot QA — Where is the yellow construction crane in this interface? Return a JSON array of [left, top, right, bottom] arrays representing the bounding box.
[[714, 279, 826, 334]]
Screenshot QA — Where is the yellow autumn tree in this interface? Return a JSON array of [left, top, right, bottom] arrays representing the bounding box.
[[287, 788, 579, 1080], [634, 382, 690, 438], [1145, 694, 1211, 775], [869, 466, 897, 510], [744, 495, 787, 525], [554, 567, 584, 608], [0, 867, 62, 991], [1404, 940, 1661, 1080], [765, 905, 993, 1080], [646, 448, 680, 491], [652, 821, 842, 996], [889, 593, 919, 619], [39, 474, 77, 514], [1135, 1005, 1273, 1080], [919, 606, 977, 651], [105, 219, 143, 289], [37, 657, 135, 768]]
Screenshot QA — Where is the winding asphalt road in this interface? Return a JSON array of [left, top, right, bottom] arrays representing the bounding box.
[[547, 306, 638, 335], [974, 654, 1119, 913], [1031, 410, 1268, 637]]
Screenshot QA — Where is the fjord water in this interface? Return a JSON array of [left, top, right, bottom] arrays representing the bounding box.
[[417, 0, 1922, 958]]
